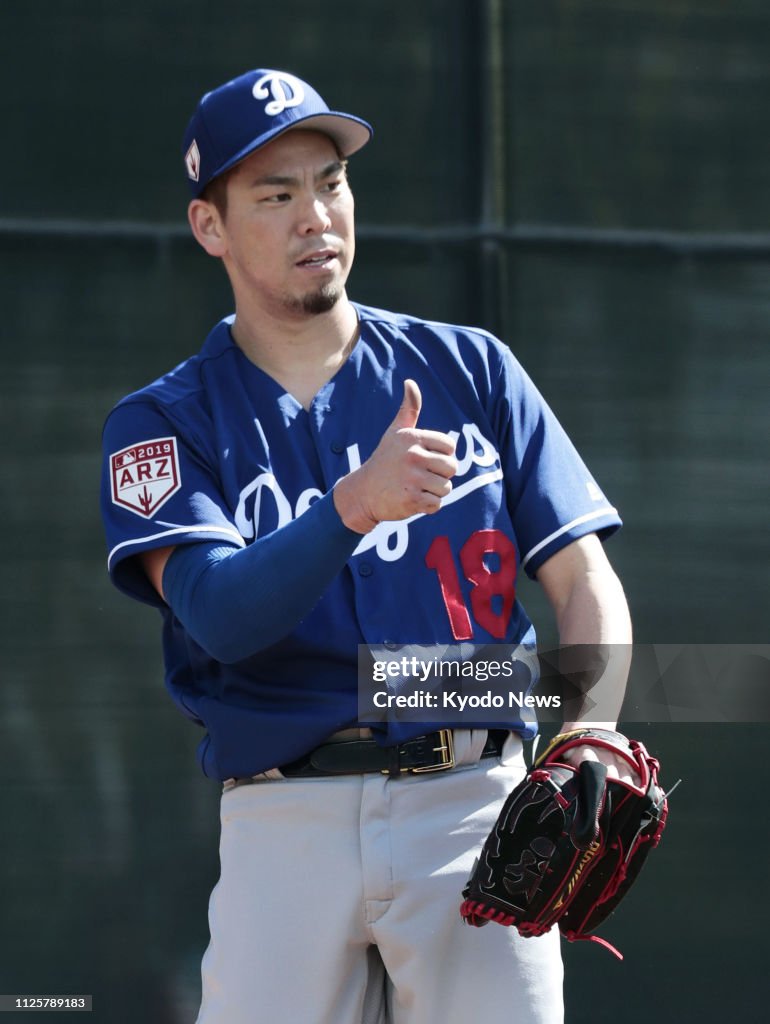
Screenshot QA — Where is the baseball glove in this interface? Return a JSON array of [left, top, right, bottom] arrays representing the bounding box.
[[460, 728, 670, 959]]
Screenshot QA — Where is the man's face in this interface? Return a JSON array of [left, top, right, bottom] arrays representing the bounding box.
[[213, 130, 355, 319]]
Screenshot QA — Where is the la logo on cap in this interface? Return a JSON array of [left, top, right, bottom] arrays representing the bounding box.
[[252, 72, 305, 116], [185, 140, 201, 181]]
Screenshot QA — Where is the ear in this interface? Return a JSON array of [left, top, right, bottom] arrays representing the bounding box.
[[188, 199, 227, 257]]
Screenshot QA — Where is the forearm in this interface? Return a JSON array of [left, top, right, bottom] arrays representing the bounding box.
[[537, 535, 633, 730], [162, 490, 361, 663], [554, 565, 632, 730]]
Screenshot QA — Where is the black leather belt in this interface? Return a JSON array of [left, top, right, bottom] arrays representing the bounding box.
[[278, 729, 506, 778]]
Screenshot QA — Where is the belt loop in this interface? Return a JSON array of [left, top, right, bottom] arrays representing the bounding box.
[[387, 745, 402, 778]]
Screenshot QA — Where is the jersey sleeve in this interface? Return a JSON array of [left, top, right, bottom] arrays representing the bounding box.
[[100, 400, 246, 606], [493, 347, 623, 578]]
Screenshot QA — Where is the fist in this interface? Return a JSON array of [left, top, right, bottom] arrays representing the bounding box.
[[561, 743, 642, 788], [333, 379, 458, 533]]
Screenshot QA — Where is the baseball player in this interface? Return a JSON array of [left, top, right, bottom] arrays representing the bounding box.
[[100, 68, 634, 1023]]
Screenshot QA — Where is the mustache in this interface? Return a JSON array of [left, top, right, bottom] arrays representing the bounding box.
[[293, 239, 343, 262]]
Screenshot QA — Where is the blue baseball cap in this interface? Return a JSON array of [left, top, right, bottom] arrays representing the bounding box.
[[182, 69, 373, 198]]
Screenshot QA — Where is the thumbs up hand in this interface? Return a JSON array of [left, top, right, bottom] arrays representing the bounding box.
[[391, 377, 423, 431], [333, 379, 458, 534]]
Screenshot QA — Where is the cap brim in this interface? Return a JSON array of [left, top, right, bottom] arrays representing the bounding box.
[[211, 111, 372, 184]]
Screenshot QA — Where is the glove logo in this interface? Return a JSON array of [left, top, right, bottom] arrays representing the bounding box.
[[252, 72, 306, 116], [552, 839, 602, 911], [502, 837, 555, 904]]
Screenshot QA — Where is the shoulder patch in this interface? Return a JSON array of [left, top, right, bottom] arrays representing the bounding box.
[[110, 437, 181, 518]]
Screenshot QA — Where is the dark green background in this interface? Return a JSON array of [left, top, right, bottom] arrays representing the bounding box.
[[1, 1, 768, 1021]]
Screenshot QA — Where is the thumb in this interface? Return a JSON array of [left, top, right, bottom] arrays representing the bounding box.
[[391, 379, 422, 431]]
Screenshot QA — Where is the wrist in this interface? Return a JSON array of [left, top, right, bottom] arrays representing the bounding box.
[[559, 721, 618, 734], [332, 473, 379, 534]]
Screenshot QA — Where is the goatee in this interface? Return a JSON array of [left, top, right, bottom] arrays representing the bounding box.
[[287, 284, 343, 316]]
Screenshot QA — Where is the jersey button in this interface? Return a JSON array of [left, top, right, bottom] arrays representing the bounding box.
[[330, 441, 345, 454], [358, 562, 374, 577]]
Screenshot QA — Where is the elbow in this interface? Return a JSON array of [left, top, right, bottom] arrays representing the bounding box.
[[197, 636, 255, 666], [188, 623, 276, 665], [186, 615, 292, 665]]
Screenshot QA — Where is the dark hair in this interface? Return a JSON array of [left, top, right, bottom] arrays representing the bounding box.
[[199, 169, 232, 219]]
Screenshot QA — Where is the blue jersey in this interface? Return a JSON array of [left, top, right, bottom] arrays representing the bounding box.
[[100, 303, 621, 779]]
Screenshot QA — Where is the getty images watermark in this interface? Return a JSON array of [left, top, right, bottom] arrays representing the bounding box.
[[366, 648, 550, 714], [357, 644, 770, 725]]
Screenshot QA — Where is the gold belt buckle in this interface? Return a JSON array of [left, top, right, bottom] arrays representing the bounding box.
[[411, 729, 455, 774]]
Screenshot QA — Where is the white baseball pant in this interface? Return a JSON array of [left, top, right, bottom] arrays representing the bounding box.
[[196, 730, 564, 1024]]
